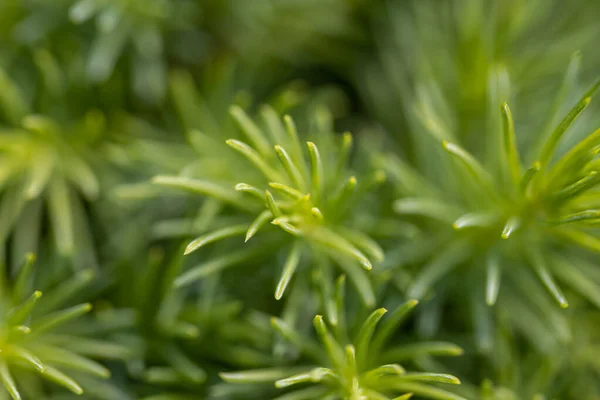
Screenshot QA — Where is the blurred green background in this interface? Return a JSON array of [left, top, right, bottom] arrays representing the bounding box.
[[1, 1, 600, 399]]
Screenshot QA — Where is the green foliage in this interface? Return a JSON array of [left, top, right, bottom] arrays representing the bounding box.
[[153, 106, 384, 306], [0, 65, 106, 269], [220, 283, 464, 400], [0, 255, 129, 399], [2, 1, 600, 399], [115, 247, 207, 397], [68, 0, 201, 103], [359, 0, 600, 357], [218, 0, 367, 67], [388, 76, 600, 306], [110, 245, 274, 399]]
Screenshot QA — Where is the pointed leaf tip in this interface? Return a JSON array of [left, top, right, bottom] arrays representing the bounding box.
[[401, 372, 461, 384], [184, 225, 248, 255], [15, 326, 31, 334], [311, 207, 324, 220], [501, 217, 520, 239], [275, 242, 300, 300], [313, 315, 325, 332], [361, 259, 373, 271]]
